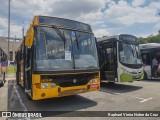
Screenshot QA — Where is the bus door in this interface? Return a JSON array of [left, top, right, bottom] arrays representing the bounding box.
[[25, 47, 32, 91], [100, 41, 117, 82], [141, 52, 152, 79], [16, 51, 20, 85], [151, 50, 160, 79], [17, 46, 24, 86]]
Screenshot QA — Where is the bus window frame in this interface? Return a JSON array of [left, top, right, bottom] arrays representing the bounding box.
[[118, 41, 143, 69], [32, 26, 99, 74], [98, 39, 118, 80]]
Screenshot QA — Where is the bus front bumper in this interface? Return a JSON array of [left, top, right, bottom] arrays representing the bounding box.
[[32, 82, 100, 100]]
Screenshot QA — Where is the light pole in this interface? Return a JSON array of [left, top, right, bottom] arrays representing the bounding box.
[[158, 13, 160, 35], [8, 0, 10, 64], [22, 21, 28, 39], [22, 25, 24, 39]]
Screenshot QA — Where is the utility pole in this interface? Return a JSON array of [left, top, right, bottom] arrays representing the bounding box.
[[158, 13, 160, 35], [8, 0, 10, 63], [22, 22, 24, 39], [22, 20, 28, 40]]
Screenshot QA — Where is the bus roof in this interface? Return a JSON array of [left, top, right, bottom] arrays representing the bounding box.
[[32, 15, 92, 32], [37, 15, 90, 26], [139, 43, 160, 50], [97, 35, 120, 42], [97, 34, 137, 43]]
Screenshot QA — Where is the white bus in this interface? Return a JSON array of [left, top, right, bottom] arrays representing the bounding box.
[[140, 43, 160, 79], [97, 34, 144, 83]]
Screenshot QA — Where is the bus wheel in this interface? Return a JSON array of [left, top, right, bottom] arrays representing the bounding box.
[[16, 72, 20, 85], [108, 82, 115, 85], [143, 72, 148, 80], [16, 81, 20, 85], [25, 93, 32, 101], [0, 80, 4, 87]]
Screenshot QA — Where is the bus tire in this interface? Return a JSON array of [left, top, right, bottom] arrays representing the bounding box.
[[16, 72, 20, 85], [16, 81, 19, 85], [108, 82, 115, 85], [26, 93, 32, 101], [143, 71, 148, 80], [0, 80, 4, 87]]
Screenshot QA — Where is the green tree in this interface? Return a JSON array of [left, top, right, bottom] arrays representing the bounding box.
[[138, 32, 160, 44]]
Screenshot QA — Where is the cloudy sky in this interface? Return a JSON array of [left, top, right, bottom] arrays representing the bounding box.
[[0, 0, 160, 38]]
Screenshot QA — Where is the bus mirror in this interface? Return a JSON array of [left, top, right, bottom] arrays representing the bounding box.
[[25, 28, 34, 47], [30, 22, 34, 27]]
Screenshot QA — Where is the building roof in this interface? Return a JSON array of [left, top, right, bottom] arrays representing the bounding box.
[[0, 37, 22, 54]]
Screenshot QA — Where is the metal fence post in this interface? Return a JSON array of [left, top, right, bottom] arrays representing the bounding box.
[[3, 72, 5, 83]]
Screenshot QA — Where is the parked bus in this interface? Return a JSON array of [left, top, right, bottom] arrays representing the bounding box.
[[97, 34, 144, 83], [16, 16, 100, 100], [140, 43, 160, 79]]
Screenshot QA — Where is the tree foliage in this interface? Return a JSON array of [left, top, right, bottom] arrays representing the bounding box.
[[138, 32, 160, 44]]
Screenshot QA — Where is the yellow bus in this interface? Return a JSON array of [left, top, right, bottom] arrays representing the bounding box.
[[16, 16, 100, 100]]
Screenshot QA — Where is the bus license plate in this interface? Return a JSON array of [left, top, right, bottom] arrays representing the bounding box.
[[90, 84, 99, 88]]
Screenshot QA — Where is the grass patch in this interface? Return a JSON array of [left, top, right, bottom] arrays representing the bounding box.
[[7, 66, 17, 74]]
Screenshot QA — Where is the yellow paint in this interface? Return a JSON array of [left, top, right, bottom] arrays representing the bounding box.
[[25, 27, 34, 47], [31, 74, 100, 100], [22, 16, 100, 100], [33, 16, 39, 26]]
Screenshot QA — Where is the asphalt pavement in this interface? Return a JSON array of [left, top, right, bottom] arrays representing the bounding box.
[[0, 75, 160, 120]]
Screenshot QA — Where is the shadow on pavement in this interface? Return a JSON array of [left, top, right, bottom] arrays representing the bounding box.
[[7, 80, 97, 118], [141, 79, 160, 82], [0, 80, 3, 87], [100, 82, 143, 94]]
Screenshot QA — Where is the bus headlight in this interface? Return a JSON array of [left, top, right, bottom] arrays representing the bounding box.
[[93, 79, 98, 83], [50, 83, 56, 88], [90, 79, 98, 83], [90, 80, 93, 83], [42, 83, 48, 89]]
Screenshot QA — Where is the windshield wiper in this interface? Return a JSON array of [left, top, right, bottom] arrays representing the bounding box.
[[126, 43, 141, 62], [126, 43, 134, 56], [52, 25, 66, 49]]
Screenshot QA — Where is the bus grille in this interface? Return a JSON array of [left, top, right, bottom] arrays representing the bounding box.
[[41, 73, 98, 87], [133, 75, 141, 79]]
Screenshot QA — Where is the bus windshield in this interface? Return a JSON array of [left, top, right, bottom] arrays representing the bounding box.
[[119, 42, 142, 65], [34, 26, 98, 71]]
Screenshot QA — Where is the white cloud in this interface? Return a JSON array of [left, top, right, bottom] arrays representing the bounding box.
[[9, 0, 108, 19], [137, 31, 159, 38], [132, 0, 145, 7], [0, 17, 22, 38], [154, 22, 160, 30], [78, 11, 104, 27], [10, 24, 22, 38], [104, 0, 160, 25], [1, 0, 111, 37], [0, 0, 160, 38], [149, 1, 160, 9], [0, 0, 109, 37], [0, 17, 8, 28], [93, 29, 111, 38]]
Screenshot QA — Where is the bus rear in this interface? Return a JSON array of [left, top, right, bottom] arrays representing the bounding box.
[[16, 16, 100, 100]]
